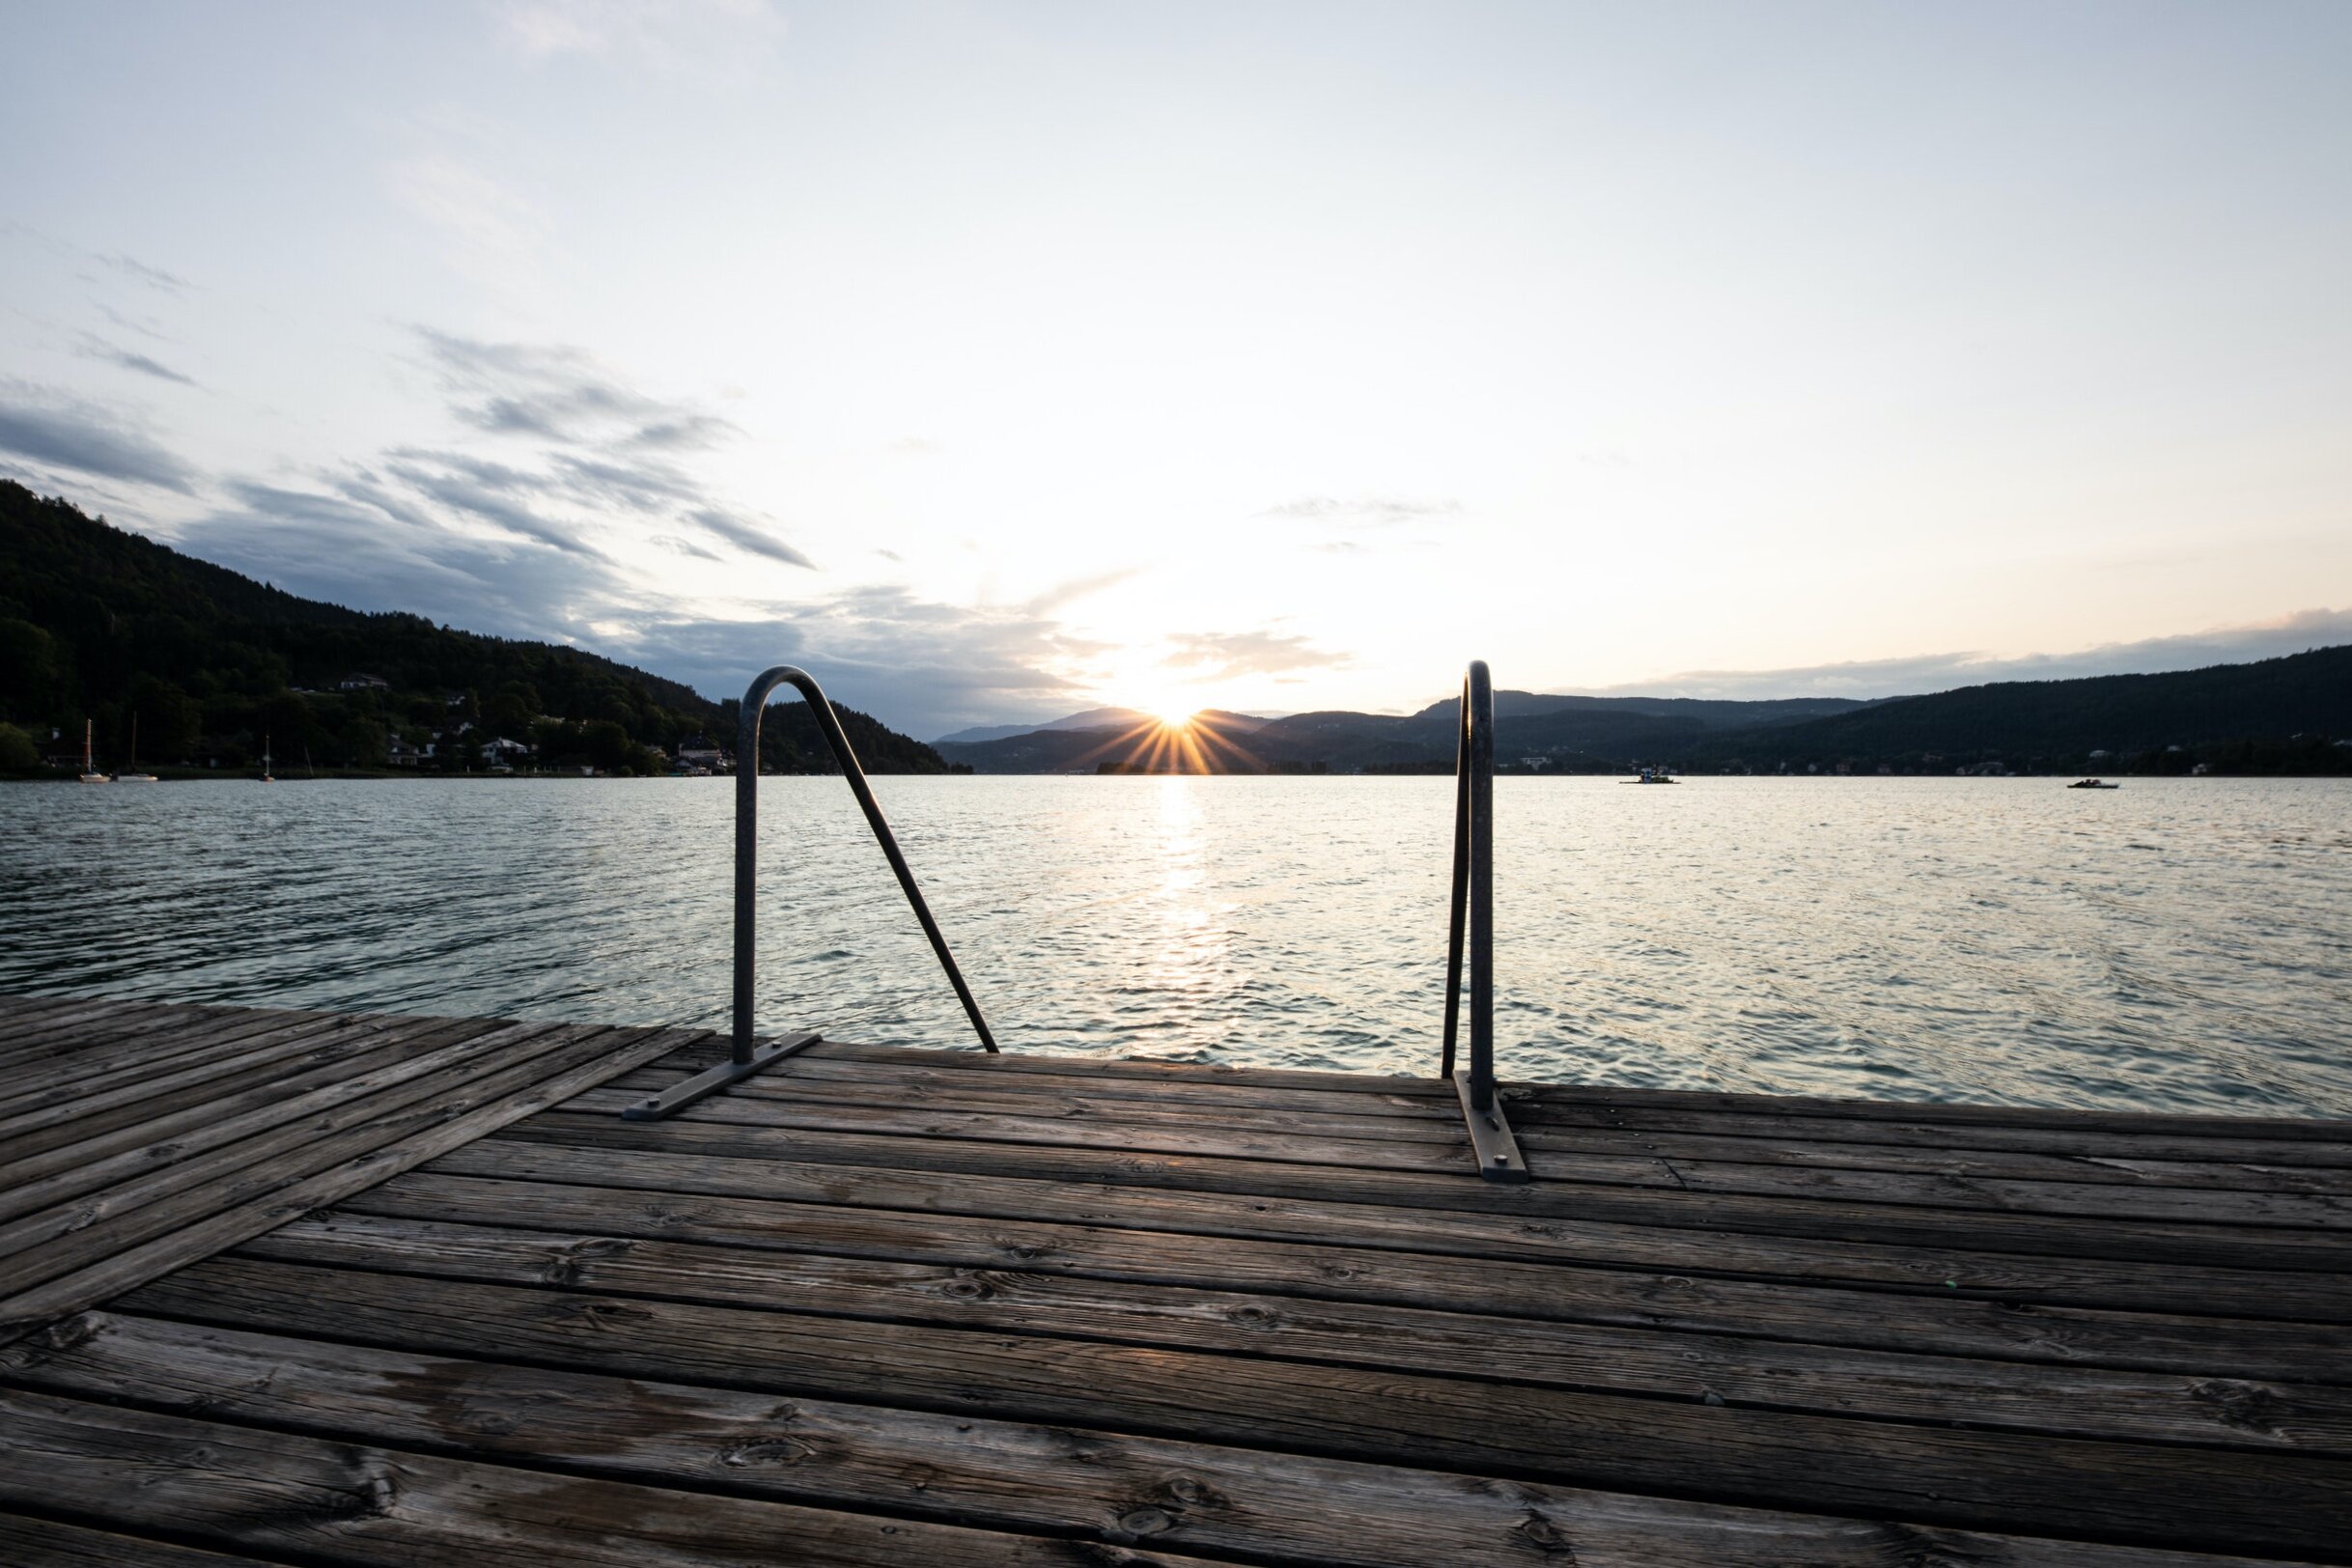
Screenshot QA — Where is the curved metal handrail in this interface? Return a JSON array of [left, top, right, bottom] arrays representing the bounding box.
[[733, 665, 996, 1058], [623, 664, 996, 1121], [1439, 660, 1527, 1182]]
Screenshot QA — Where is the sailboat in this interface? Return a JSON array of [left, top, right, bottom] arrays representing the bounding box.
[[260, 733, 276, 784], [114, 714, 159, 782], [76, 719, 108, 784]]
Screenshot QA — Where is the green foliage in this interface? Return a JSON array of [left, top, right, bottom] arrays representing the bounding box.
[[0, 482, 950, 775], [0, 721, 37, 773]]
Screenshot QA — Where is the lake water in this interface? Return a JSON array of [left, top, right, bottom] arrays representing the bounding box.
[[3, 775, 2347, 1116]]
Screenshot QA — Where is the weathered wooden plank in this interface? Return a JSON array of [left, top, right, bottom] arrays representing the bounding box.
[[0, 1000, 215, 1061], [0, 1386, 1224, 1568], [6, 1313, 2321, 1568], [562, 1083, 1485, 1174], [110, 1257, 2352, 1556], [435, 1134, 2352, 1321], [329, 1171, 2352, 1382], [602, 1063, 1473, 1141], [0, 1026, 699, 1340], [0, 994, 85, 1022], [788, 1040, 2352, 1148], [1511, 1121, 2352, 1193], [241, 1207, 2352, 1445], [0, 1004, 342, 1104], [496, 1111, 2352, 1273], [805, 1037, 1455, 1096], [1513, 1080, 2352, 1141], [0, 1016, 515, 1195], [0, 1017, 554, 1225], [0, 1014, 430, 1169], [573, 1086, 2352, 1229], [1512, 1098, 2352, 1168], [636, 1046, 1468, 1121], [0, 1022, 599, 1286], [605, 1063, 2352, 1195], [0, 1011, 425, 1143], [0, 1513, 287, 1567], [1521, 1147, 2352, 1229]]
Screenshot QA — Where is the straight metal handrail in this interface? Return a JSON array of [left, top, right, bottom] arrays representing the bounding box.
[[1440, 660, 1528, 1182], [622, 663, 995, 1121]]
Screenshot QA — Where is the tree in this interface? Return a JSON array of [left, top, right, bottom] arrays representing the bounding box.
[[582, 719, 636, 773], [126, 673, 202, 763], [0, 722, 38, 773], [0, 618, 64, 721]]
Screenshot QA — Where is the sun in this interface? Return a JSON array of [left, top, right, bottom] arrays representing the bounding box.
[[1125, 687, 1198, 729]]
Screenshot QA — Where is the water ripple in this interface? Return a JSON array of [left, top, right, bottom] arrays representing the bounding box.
[[2, 775, 2348, 1115]]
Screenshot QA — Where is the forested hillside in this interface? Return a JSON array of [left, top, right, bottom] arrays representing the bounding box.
[[0, 483, 948, 776], [939, 656, 2352, 775]]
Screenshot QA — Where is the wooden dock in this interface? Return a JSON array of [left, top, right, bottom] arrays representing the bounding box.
[[0, 995, 2347, 1566]]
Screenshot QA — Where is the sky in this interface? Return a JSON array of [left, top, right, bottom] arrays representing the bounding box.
[[3, 0, 2349, 740]]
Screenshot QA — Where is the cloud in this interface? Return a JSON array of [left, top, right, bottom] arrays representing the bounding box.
[[1162, 629, 1351, 681], [417, 327, 737, 449], [494, 0, 785, 70], [75, 334, 198, 386], [403, 327, 801, 567], [180, 479, 630, 643], [686, 506, 814, 569], [619, 584, 1106, 737], [1262, 495, 1460, 525], [1599, 609, 2352, 701], [1023, 568, 1137, 616], [97, 304, 170, 341], [378, 449, 605, 558], [152, 322, 814, 660], [0, 223, 191, 297], [92, 252, 190, 293], [0, 383, 199, 493]]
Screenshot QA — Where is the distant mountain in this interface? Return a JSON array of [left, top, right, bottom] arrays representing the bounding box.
[[937, 710, 1278, 773], [1689, 647, 2352, 772], [0, 483, 950, 775], [933, 707, 1149, 745], [934, 706, 1274, 745], [936, 660, 2352, 775]]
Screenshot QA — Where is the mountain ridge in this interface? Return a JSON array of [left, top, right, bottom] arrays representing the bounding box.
[[936, 655, 2352, 775], [0, 482, 950, 775]]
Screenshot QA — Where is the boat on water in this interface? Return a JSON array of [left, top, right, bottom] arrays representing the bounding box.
[[2068, 777, 2120, 790], [1623, 766, 1678, 784], [75, 719, 108, 784], [113, 716, 159, 782], [260, 734, 276, 784]]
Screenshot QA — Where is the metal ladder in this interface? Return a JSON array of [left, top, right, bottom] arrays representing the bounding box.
[[1441, 660, 1530, 1181], [622, 664, 995, 1121]]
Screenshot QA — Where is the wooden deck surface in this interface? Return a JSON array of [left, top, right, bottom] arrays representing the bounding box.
[[1, 996, 2348, 1565]]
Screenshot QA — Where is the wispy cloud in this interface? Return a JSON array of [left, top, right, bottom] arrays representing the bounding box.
[[406, 327, 802, 566], [419, 328, 736, 449], [1023, 568, 1137, 616], [184, 478, 629, 642], [620, 584, 1106, 736], [74, 333, 198, 387], [1162, 629, 1350, 681], [0, 382, 199, 493], [1599, 609, 2352, 701], [686, 506, 813, 569], [494, 0, 785, 72], [90, 252, 190, 294], [1262, 495, 1461, 525]]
